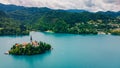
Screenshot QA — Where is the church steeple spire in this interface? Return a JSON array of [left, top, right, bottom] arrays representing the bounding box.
[[30, 35, 32, 42]]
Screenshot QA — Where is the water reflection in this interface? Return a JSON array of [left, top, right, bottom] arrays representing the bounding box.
[[10, 51, 51, 60], [9, 51, 51, 67]]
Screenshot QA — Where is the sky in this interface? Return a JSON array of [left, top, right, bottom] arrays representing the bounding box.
[[0, 0, 120, 12]]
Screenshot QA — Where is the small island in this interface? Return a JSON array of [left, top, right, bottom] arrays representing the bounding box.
[[6, 36, 52, 55]]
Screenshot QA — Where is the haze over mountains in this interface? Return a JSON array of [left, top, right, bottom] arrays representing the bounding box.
[[0, 0, 120, 12]]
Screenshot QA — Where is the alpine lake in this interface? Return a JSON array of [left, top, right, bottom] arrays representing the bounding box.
[[1, 31, 120, 68]]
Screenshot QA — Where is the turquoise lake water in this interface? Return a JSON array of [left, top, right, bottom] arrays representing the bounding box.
[[1, 32, 120, 68]]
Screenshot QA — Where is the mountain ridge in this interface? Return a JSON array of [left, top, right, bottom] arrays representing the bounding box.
[[0, 3, 120, 13], [0, 3, 120, 35]]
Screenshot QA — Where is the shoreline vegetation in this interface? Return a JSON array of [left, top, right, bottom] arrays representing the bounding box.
[[2, 30, 120, 36], [6, 41, 52, 55], [0, 4, 120, 36]]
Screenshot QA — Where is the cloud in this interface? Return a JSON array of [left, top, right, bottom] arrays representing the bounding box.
[[0, 0, 119, 12], [104, 0, 119, 4]]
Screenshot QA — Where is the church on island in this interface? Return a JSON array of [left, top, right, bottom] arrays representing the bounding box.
[[5, 36, 52, 55], [15, 36, 39, 48]]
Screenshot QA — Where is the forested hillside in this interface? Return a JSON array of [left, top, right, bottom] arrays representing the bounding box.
[[0, 10, 29, 35], [0, 3, 120, 35]]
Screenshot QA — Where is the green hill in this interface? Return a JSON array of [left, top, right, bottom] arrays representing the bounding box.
[[0, 10, 29, 35], [0, 3, 120, 35]]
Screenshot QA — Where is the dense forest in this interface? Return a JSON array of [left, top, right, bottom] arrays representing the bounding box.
[[0, 3, 120, 35], [0, 10, 29, 35]]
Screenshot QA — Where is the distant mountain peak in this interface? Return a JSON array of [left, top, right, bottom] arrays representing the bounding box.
[[0, 0, 120, 12], [0, 3, 119, 13]]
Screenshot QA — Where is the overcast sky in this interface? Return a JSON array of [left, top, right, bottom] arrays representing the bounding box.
[[0, 0, 120, 12]]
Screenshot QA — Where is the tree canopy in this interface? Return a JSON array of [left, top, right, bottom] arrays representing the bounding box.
[[9, 41, 51, 55], [0, 4, 120, 35]]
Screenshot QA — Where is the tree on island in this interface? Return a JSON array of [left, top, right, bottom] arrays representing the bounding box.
[[9, 36, 52, 55]]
